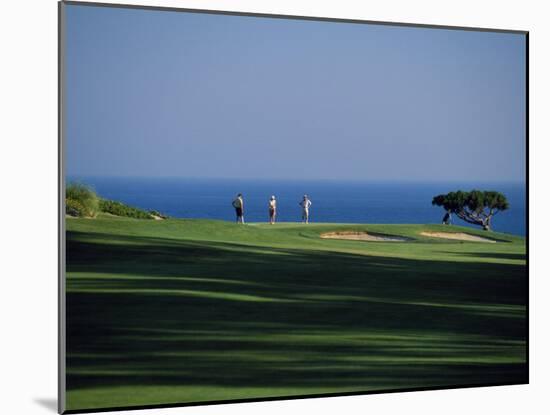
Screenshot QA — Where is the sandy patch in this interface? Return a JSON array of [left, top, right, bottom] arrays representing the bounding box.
[[320, 231, 409, 242], [420, 231, 496, 243], [151, 214, 164, 220]]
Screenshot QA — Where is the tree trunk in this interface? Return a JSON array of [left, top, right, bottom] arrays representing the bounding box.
[[482, 217, 492, 231]]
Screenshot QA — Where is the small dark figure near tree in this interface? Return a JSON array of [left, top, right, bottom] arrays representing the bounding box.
[[432, 190, 509, 231], [442, 210, 452, 225]]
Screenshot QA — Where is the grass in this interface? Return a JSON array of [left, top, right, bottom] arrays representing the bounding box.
[[65, 217, 527, 411]]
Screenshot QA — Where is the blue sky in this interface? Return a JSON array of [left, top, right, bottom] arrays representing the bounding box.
[[65, 4, 526, 182]]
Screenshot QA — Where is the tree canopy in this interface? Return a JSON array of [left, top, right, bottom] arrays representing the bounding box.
[[432, 190, 509, 231]]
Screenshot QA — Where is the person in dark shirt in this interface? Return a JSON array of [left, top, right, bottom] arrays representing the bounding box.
[[232, 193, 245, 224]]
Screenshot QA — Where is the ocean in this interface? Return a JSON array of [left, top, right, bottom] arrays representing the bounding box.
[[71, 177, 526, 236]]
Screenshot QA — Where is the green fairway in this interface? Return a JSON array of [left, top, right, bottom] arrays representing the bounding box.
[[65, 217, 527, 411]]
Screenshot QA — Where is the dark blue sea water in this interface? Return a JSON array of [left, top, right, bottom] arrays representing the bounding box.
[[71, 177, 526, 236]]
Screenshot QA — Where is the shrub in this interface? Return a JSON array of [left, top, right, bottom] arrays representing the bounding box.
[[98, 199, 153, 219], [65, 182, 166, 220], [66, 198, 86, 217], [66, 183, 99, 217]]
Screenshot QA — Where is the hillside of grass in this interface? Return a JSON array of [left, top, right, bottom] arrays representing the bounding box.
[[65, 218, 527, 411], [65, 183, 167, 220]]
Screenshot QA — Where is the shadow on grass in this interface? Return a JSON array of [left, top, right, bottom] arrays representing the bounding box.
[[65, 231, 527, 398], [438, 251, 526, 261]]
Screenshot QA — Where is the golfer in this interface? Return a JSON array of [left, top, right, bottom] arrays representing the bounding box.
[[232, 193, 245, 224], [299, 194, 312, 224], [268, 195, 277, 224]]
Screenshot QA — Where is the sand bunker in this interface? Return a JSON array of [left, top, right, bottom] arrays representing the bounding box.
[[420, 231, 496, 243], [320, 231, 409, 242]]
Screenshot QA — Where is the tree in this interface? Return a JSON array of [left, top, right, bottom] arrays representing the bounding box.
[[432, 190, 509, 231]]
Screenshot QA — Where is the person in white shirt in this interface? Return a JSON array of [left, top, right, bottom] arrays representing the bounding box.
[[268, 195, 277, 224], [299, 194, 312, 224], [232, 193, 245, 224]]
